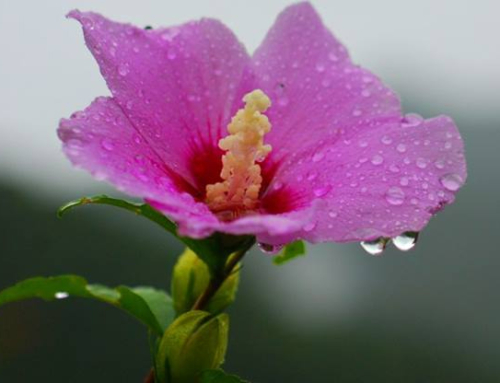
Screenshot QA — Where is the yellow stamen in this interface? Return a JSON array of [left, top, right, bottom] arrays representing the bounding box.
[[206, 89, 272, 215]]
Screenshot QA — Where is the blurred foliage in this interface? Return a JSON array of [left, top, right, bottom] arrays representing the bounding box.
[[0, 182, 499, 382]]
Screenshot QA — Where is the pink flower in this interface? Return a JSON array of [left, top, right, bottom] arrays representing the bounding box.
[[58, 3, 466, 246]]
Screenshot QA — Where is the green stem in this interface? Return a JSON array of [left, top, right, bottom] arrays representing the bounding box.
[[191, 240, 254, 311]]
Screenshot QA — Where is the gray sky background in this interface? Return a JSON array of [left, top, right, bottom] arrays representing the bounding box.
[[1, 3, 500, 377], [0, 0, 498, 196]]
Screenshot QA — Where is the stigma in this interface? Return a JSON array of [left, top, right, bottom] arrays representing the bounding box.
[[206, 89, 272, 217]]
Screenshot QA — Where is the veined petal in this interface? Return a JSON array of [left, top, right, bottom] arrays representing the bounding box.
[[68, 10, 255, 195], [58, 97, 207, 214], [253, 2, 401, 171], [272, 115, 467, 242]]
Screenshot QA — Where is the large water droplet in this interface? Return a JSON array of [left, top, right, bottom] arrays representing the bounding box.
[[360, 238, 389, 256], [258, 242, 283, 255], [440, 173, 464, 191], [55, 292, 69, 300], [393, 231, 419, 251], [385, 186, 405, 205]]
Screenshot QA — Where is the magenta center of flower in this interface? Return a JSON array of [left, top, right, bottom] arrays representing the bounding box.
[[205, 90, 272, 220]]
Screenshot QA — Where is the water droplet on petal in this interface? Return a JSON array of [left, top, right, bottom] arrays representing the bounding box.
[[328, 210, 338, 218], [167, 50, 176, 60], [385, 186, 405, 205], [55, 292, 69, 300], [371, 154, 384, 165], [312, 152, 324, 162], [313, 186, 331, 197], [393, 231, 419, 251], [381, 135, 392, 145], [416, 158, 428, 169], [402, 113, 423, 127], [101, 139, 115, 151], [303, 222, 317, 232], [440, 173, 464, 191], [315, 63, 325, 72], [360, 238, 389, 256], [396, 144, 407, 153], [118, 63, 130, 76], [258, 242, 283, 255]]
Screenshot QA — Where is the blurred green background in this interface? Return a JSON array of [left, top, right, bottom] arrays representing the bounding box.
[[1, 0, 499, 382]]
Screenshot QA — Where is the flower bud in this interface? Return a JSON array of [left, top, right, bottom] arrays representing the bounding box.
[[171, 248, 239, 315], [156, 310, 229, 383]]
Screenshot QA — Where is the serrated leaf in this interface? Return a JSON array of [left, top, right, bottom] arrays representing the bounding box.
[[57, 195, 253, 277], [0, 275, 174, 335], [273, 240, 306, 265], [201, 369, 249, 383]]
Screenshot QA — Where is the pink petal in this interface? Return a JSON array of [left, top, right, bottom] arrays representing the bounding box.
[[148, 198, 320, 245], [272, 115, 467, 242], [252, 3, 466, 242], [253, 2, 401, 169], [68, 10, 255, 194], [58, 97, 208, 214]]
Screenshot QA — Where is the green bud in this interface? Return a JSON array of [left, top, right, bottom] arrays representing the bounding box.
[[172, 248, 240, 315], [156, 310, 229, 383]]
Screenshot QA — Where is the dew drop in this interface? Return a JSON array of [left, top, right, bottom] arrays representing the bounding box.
[[101, 139, 115, 151], [416, 158, 428, 169], [328, 52, 339, 62], [396, 144, 407, 153], [360, 238, 389, 256], [434, 159, 445, 169], [402, 113, 423, 127], [358, 140, 368, 148], [381, 135, 392, 145], [352, 109, 362, 117], [55, 292, 69, 300], [312, 152, 324, 162], [393, 231, 419, 251], [361, 89, 371, 98], [439, 173, 464, 191], [313, 186, 331, 197], [385, 186, 405, 205], [371, 154, 384, 165], [258, 242, 283, 255], [273, 181, 283, 190], [117, 63, 130, 76], [167, 50, 177, 60], [328, 211, 338, 218], [315, 63, 325, 72], [303, 222, 317, 232]]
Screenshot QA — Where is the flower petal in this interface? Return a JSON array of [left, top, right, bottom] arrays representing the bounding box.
[[253, 2, 401, 167], [68, 10, 255, 192], [147, 199, 321, 245], [271, 115, 467, 242], [58, 97, 207, 214]]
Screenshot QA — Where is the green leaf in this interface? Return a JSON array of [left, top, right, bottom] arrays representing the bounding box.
[[201, 369, 249, 383], [0, 275, 174, 335], [57, 195, 253, 277], [273, 240, 306, 265]]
